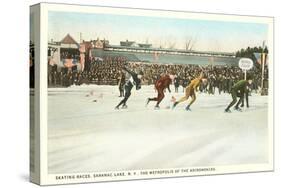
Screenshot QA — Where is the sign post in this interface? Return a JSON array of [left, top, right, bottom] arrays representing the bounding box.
[[261, 52, 266, 92], [238, 58, 254, 80]]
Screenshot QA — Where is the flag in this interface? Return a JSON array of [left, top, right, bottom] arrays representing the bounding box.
[[253, 52, 262, 64]]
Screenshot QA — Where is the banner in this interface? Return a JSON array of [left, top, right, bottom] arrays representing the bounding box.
[[253, 52, 261, 64], [254, 52, 268, 65]]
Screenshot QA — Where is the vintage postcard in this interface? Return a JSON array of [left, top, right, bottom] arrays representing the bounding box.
[[30, 3, 274, 185]]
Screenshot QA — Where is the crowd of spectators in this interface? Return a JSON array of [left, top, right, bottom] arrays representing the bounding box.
[[48, 55, 268, 94], [60, 50, 80, 60]]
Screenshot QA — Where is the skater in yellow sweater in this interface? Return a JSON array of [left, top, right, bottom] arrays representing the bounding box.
[[173, 72, 206, 111]]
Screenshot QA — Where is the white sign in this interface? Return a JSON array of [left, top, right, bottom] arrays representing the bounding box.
[[239, 58, 253, 70]]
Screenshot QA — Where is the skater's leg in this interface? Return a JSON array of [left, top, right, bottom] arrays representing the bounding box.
[[147, 87, 162, 107], [235, 96, 243, 110], [186, 91, 196, 110], [122, 91, 131, 106], [188, 92, 196, 106], [116, 97, 126, 108], [116, 91, 131, 108], [172, 96, 187, 109], [120, 86, 125, 97], [180, 87, 191, 103], [240, 94, 245, 107], [148, 97, 158, 101], [146, 97, 157, 107], [225, 91, 237, 111], [155, 90, 164, 107], [178, 95, 189, 103], [116, 84, 132, 108], [118, 85, 121, 97], [174, 87, 190, 108], [148, 87, 161, 102], [122, 85, 125, 97]]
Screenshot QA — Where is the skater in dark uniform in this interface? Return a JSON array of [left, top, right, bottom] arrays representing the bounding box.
[[225, 75, 252, 113], [182, 78, 188, 93], [146, 74, 175, 109], [115, 67, 143, 109], [236, 86, 250, 108], [174, 76, 180, 93]]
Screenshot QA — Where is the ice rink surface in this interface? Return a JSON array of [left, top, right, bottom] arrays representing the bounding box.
[[48, 85, 268, 174]]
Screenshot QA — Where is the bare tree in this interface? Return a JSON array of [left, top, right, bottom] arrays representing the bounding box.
[[168, 42, 176, 49], [185, 38, 192, 50], [189, 37, 197, 51], [184, 35, 197, 51]]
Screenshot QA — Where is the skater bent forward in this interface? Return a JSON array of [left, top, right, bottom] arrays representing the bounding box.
[[115, 67, 143, 109], [225, 76, 252, 113], [146, 74, 175, 109], [173, 72, 206, 111]]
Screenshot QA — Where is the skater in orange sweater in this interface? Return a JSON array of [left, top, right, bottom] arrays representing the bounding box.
[[173, 72, 206, 111]]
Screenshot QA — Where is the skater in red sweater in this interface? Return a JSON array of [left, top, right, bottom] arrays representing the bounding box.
[[146, 74, 175, 109]]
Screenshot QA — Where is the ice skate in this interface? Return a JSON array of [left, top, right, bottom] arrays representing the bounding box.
[[234, 107, 242, 112], [185, 105, 191, 111], [121, 105, 128, 109], [145, 98, 150, 107], [114, 106, 119, 110], [154, 106, 160, 110], [172, 101, 179, 109], [224, 109, 231, 113]]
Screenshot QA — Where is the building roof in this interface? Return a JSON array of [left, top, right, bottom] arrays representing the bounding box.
[[60, 34, 78, 45], [138, 43, 152, 48], [120, 40, 135, 47], [92, 48, 238, 66]]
